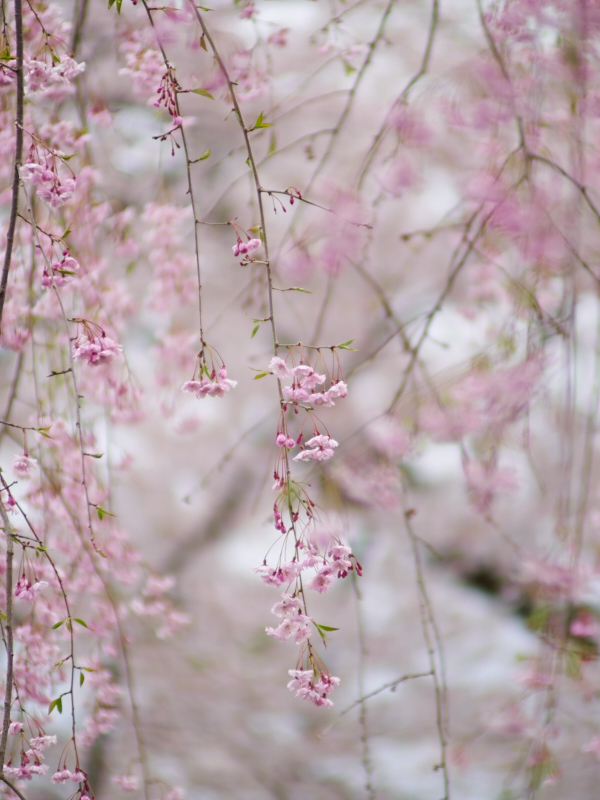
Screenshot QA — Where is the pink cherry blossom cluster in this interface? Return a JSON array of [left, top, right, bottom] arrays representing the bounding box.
[[23, 54, 85, 101], [232, 236, 262, 258], [72, 324, 122, 367], [255, 513, 360, 707], [182, 367, 236, 399], [268, 356, 347, 409], [24, 52, 85, 97], [21, 160, 76, 209], [287, 669, 340, 708], [181, 346, 237, 400], [119, 31, 165, 100], [131, 575, 190, 640], [255, 540, 361, 593], [42, 250, 80, 288], [3, 728, 57, 781], [14, 575, 48, 602]]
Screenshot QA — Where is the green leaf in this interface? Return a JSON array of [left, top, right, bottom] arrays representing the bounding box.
[[196, 149, 210, 162], [48, 696, 62, 714], [199, 35, 207, 51], [191, 88, 214, 99], [52, 620, 65, 629], [96, 506, 115, 521], [253, 371, 269, 380], [73, 618, 88, 629], [527, 604, 550, 632], [250, 325, 260, 339], [86, 452, 104, 459], [80, 672, 85, 687], [253, 112, 273, 130], [39, 430, 53, 439], [96, 549, 109, 558], [268, 131, 277, 155], [108, 0, 122, 11], [338, 339, 357, 351], [315, 624, 339, 632], [342, 60, 356, 76]]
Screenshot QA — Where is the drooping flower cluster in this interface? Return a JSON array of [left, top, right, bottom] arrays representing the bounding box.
[[268, 356, 348, 409], [42, 250, 80, 289], [24, 52, 85, 98], [255, 482, 360, 706], [268, 351, 348, 490], [21, 159, 76, 210], [255, 536, 361, 593], [155, 68, 182, 126], [287, 669, 340, 708], [181, 346, 237, 400], [232, 236, 261, 258], [72, 320, 122, 367]]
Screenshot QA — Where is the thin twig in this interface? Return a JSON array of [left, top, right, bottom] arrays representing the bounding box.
[[320, 670, 433, 736], [0, 499, 15, 777], [1, 775, 28, 800]]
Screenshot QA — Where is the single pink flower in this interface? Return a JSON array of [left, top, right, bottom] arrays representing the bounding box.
[[13, 453, 37, 477], [268, 356, 292, 379]]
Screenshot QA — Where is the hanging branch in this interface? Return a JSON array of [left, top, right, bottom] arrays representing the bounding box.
[[0, 0, 24, 332], [0, 498, 15, 778]]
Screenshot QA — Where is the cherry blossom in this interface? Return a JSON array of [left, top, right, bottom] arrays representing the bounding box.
[[72, 332, 122, 366], [293, 435, 339, 462], [181, 367, 237, 399], [13, 453, 37, 477]]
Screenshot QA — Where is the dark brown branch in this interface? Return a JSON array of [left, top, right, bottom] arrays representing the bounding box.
[[0, 0, 24, 332]]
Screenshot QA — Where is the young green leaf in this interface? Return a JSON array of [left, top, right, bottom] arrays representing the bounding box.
[[253, 112, 273, 130], [48, 696, 63, 714], [253, 371, 269, 380], [52, 620, 65, 629], [250, 324, 260, 339], [73, 618, 89, 629], [80, 672, 85, 687], [191, 88, 214, 99]]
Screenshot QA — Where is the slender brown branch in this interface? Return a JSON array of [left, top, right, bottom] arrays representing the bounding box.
[[1, 775, 28, 800], [404, 510, 449, 800], [320, 670, 433, 736], [0, 0, 24, 332], [306, 0, 395, 192], [358, 0, 439, 188], [0, 499, 15, 777]]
